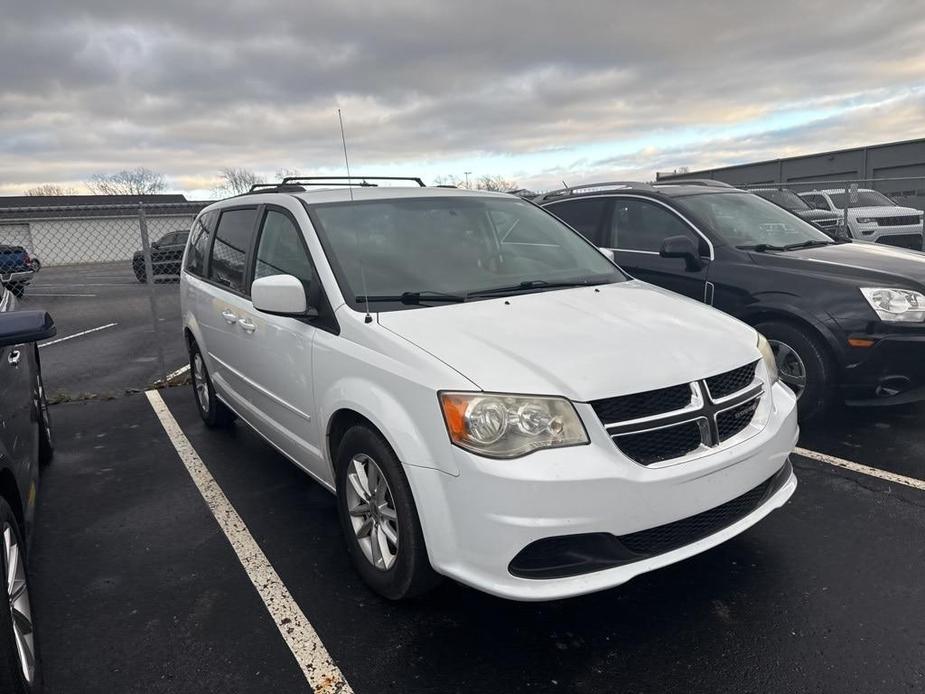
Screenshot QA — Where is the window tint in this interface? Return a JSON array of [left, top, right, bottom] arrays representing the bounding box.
[[254, 210, 314, 283], [546, 199, 607, 244], [186, 210, 218, 277], [209, 208, 257, 293], [608, 199, 698, 252]]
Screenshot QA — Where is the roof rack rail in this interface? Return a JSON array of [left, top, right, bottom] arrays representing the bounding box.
[[281, 175, 425, 187], [655, 178, 735, 188], [532, 181, 655, 204], [246, 175, 426, 194]]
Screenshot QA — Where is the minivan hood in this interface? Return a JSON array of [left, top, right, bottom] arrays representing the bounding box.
[[377, 281, 758, 401], [751, 241, 925, 287]]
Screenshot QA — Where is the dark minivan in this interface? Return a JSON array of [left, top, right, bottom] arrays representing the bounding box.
[[538, 180, 925, 420]]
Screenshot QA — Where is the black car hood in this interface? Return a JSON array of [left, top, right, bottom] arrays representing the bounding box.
[[750, 241, 925, 288], [793, 209, 840, 223]]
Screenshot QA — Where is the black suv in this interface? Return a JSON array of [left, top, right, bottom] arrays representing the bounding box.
[[537, 180, 925, 420], [132, 229, 190, 282]]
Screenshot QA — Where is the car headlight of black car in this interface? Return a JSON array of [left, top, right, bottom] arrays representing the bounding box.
[[860, 287, 925, 322]]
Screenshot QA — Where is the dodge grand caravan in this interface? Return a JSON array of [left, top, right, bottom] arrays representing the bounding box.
[[180, 176, 798, 601]]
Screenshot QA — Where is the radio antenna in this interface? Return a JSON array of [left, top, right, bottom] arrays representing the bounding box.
[[337, 108, 354, 201]]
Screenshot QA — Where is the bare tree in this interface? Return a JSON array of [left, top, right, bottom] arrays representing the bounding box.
[[86, 168, 166, 196], [24, 184, 79, 196], [215, 167, 264, 196], [475, 175, 517, 192], [432, 174, 463, 188], [275, 168, 300, 180]]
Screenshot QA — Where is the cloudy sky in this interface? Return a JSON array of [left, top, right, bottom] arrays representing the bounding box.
[[2, 0, 925, 197]]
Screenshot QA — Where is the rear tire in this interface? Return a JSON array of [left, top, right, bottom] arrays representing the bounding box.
[[335, 425, 440, 600], [189, 342, 235, 428], [0, 498, 41, 694], [755, 320, 835, 421]]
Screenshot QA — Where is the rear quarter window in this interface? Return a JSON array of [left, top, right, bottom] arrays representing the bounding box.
[[186, 210, 218, 277]]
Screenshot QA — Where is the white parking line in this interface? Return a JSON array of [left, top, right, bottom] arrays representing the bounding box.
[[145, 390, 353, 694], [28, 293, 97, 298], [794, 446, 925, 491], [38, 322, 117, 348], [166, 363, 190, 380]]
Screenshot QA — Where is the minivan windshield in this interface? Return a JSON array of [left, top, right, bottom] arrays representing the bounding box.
[[677, 192, 835, 250], [310, 196, 626, 311], [827, 190, 896, 208], [753, 189, 812, 211]]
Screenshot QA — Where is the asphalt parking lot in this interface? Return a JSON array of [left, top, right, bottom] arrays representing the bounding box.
[[19, 262, 186, 397], [28, 383, 925, 693]]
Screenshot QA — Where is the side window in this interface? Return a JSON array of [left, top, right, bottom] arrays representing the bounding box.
[[608, 199, 699, 253], [254, 210, 314, 284], [545, 199, 607, 244], [186, 210, 218, 277], [209, 208, 258, 293]]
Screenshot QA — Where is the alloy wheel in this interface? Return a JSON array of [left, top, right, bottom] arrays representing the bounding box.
[[769, 339, 807, 399], [3, 523, 34, 686], [193, 353, 210, 413], [345, 454, 399, 571]]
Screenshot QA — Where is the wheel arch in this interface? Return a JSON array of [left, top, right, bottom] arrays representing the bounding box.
[[0, 467, 24, 531], [738, 305, 844, 367], [321, 379, 459, 477]]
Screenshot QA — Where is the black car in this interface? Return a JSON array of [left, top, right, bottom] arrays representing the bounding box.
[[749, 187, 845, 238], [0, 305, 55, 693], [538, 180, 925, 419], [132, 229, 190, 282]]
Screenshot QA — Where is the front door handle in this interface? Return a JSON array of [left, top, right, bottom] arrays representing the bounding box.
[[8, 350, 20, 367], [238, 317, 256, 334], [221, 309, 238, 324]]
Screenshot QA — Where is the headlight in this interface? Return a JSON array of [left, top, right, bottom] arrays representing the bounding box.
[[756, 333, 779, 384], [855, 217, 877, 224], [860, 287, 925, 322], [439, 392, 589, 458]]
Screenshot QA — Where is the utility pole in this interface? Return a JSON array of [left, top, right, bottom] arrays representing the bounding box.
[[464, 171, 471, 189]]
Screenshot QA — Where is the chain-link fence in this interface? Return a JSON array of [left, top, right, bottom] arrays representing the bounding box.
[[0, 200, 209, 399], [734, 176, 925, 249]]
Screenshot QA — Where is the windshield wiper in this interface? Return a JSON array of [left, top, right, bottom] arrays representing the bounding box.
[[356, 290, 468, 305], [741, 240, 833, 252], [468, 279, 610, 298]]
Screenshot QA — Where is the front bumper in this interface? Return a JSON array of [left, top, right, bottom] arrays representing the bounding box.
[[841, 331, 925, 405], [854, 222, 924, 249], [406, 381, 798, 601]]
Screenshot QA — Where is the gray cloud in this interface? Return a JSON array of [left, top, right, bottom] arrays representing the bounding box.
[[1, 0, 924, 192]]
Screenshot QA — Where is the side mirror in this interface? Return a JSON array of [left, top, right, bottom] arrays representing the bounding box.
[[0, 310, 56, 346], [252, 274, 318, 317], [659, 235, 704, 271], [598, 247, 616, 262]]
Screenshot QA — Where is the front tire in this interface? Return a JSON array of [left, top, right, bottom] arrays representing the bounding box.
[[755, 320, 835, 421], [335, 426, 439, 600], [0, 498, 40, 694], [189, 342, 234, 428]]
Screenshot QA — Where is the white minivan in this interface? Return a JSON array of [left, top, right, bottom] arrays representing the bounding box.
[[180, 177, 798, 601]]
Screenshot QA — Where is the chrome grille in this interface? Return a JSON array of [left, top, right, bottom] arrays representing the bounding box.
[[593, 362, 763, 466]]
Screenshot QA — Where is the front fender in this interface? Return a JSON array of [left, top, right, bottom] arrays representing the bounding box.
[[319, 377, 459, 477], [737, 300, 846, 364]]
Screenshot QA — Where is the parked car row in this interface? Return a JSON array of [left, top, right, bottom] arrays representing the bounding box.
[[749, 185, 924, 249]]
